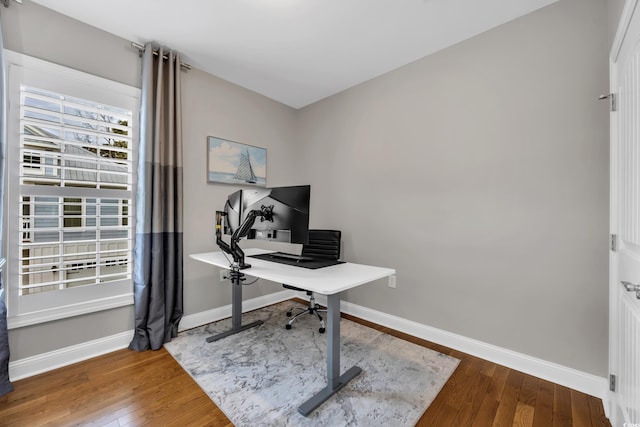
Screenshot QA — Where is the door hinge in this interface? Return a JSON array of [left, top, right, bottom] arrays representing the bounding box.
[[599, 93, 616, 112], [610, 374, 616, 392], [611, 234, 617, 252]]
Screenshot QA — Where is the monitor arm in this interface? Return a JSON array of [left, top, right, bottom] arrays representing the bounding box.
[[215, 205, 274, 269], [215, 210, 232, 254]]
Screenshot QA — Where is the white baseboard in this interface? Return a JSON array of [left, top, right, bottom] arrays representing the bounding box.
[[8, 290, 609, 406], [9, 330, 133, 381], [329, 297, 609, 401], [8, 290, 296, 381], [178, 290, 296, 331]]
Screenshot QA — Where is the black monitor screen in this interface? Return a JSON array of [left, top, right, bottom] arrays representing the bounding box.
[[242, 185, 310, 244], [222, 189, 243, 235]]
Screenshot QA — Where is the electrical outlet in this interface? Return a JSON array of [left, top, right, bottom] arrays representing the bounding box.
[[220, 270, 227, 282], [388, 275, 396, 288]]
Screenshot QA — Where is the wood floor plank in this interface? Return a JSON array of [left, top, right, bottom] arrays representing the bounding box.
[[513, 402, 535, 427], [471, 363, 510, 425], [480, 358, 497, 377], [418, 402, 458, 427], [532, 377, 555, 427], [473, 390, 502, 426], [553, 384, 574, 427], [570, 389, 593, 427], [587, 392, 611, 427], [519, 374, 539, 407], [451, 366, 492, 425], [492, 369, 525, 427], [445, 355, 484, 409], [485, 364, 510, 401], [0, 301, 612, 427]]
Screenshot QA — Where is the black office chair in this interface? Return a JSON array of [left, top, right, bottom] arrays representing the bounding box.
[[283, 229, 341, 334]]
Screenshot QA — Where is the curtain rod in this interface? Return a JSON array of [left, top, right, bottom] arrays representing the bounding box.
[[131, 42, 192, 71]]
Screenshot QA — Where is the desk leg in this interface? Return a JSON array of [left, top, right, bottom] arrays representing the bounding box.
[[206, 280, 263, 343], [298, 292, 362, 416]]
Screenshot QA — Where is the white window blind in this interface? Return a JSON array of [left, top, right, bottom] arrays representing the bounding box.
[[18, 85, 134, 295], [5, 50, 140, 327]]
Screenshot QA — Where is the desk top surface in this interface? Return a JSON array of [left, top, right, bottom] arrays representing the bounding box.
[[190, 248, 395, 295]]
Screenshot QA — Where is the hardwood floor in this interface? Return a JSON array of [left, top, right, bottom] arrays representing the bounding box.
[[0, 347, 231, 427], [342, 314, 611, 427], [0, 306, 611, 426]]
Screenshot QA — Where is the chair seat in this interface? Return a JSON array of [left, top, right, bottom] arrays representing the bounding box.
[[283, 284, 312, 296]]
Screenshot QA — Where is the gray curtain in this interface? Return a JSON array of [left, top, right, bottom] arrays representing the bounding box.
[[129, 44, 184, 351], [0, 10, 13, 396]]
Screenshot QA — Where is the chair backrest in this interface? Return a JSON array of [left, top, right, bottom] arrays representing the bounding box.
[[301, 229, 341, 261]]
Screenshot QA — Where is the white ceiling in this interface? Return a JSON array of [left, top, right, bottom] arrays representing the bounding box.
[[30, 0, 558, 109]]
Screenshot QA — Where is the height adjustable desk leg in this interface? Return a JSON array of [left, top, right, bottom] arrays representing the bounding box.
[[298, 292, 362, 416], [206, 277, 263, 343]]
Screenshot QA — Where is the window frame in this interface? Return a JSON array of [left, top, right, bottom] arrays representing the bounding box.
[[4, 50, 140, 329]]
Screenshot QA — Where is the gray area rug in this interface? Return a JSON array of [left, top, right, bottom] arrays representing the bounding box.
[[164, 301, 459, 427]]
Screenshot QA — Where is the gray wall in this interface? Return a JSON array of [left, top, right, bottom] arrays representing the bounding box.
[[1, 0, 298, 360], [1, 0, 612, 379], [181, 68, 299, 316], [295, 0, 610, 376]]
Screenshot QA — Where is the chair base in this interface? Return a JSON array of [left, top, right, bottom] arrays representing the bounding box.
[[285, 296, 326, 333]]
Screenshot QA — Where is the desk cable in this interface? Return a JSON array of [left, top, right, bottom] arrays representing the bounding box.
[[220, 251, 260, 285]]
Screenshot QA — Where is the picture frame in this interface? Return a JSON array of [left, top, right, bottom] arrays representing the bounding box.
[[207, 136, 267, 186]]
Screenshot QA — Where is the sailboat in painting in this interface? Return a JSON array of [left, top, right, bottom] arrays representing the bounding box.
[[234, 149, 257, 184]]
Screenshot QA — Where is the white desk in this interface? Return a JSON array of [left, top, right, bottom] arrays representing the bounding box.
[[190, 248, 395, 416]]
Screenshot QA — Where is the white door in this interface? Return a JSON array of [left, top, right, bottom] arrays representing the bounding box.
[[610, 0, 640, 424]]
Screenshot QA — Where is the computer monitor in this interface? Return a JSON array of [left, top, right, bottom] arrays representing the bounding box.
[[221, 185, 310, 245], [222, 189, 243, 235], [242, 185, 310, 244], [218, 185, 310, 269]]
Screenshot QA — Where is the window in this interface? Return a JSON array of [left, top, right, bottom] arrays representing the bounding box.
[[5, 51, 140, 327], [63, 198, 82, 228]]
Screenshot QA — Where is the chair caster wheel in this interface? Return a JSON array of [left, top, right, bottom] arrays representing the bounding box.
[[319, 327, 325, 334], [286, 324, 292, 330], [286, 312, 292, 317]]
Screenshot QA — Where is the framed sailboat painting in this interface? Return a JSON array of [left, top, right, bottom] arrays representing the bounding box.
[[207, 136, 267, 186]]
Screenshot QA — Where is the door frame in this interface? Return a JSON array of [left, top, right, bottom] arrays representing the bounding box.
[[608, 0, 639, 422]]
